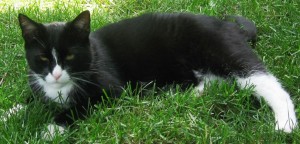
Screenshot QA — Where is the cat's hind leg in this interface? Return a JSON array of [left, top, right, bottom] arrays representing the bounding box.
[[193, 71, 224, 96], [236, 72, 297, 133]]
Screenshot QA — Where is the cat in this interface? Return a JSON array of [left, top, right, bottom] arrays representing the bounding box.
[[17, 10, 297, 139]]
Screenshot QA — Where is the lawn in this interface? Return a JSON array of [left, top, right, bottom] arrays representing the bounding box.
[[0, 0, 299, 143]]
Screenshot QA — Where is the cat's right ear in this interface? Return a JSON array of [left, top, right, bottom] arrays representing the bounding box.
[[18, 14, 41, 41], [70, 10, 90, 33]]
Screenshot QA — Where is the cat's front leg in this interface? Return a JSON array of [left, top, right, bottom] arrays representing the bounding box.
[[41, 123, 66, 140], [42, 104, 90, 140], [237, 72, 297, 133], [41, 111, 70, 140]]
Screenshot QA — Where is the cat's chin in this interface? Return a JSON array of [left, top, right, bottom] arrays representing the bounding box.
[[43, 81, 74, 105], [47, 82, 71, 89], [43, 70, 72, 87]]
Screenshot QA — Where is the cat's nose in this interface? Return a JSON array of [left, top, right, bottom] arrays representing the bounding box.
[[52, 65, 63, 80], [53, 72, 62, 80]]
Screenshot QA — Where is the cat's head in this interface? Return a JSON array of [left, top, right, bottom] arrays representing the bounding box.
[[18, 11, 92, 104]]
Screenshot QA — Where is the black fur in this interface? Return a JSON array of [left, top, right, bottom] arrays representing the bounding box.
[[19, 11, 265, 127], [224, 15, 257, 45]]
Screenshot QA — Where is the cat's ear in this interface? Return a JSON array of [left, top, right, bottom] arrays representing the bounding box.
[[18, 14, 42, 41], [18, 14, 38, 38], [70, 10, 90, 33]]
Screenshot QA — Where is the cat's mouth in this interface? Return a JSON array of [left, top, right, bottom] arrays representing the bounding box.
[[43, 69, 72, 88], [42, 77, 72, 89], [47, 81, 71, 88]]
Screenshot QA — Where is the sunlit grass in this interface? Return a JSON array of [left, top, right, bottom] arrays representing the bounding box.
[[0, 0, 299, 143]]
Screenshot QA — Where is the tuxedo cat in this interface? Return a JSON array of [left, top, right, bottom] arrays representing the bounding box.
[[18, 10, 297, 139]]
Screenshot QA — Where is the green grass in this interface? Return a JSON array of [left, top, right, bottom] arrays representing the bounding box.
[[0, 0, 299, 143]]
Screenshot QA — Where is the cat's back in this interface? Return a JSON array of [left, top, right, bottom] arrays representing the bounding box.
[[92, 13, 223, 41], [89, 13, 254, 84], [90, 13, 228, 60], [90, 13, 232, 83]]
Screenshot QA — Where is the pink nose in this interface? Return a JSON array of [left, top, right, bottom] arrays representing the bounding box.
[[52, 65, 63, 80], [53, 72, 62, 80]]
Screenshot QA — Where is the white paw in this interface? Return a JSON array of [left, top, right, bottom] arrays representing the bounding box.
[[41, 124, 66, 141], [237, 73, 298, 133], [193, 71, 224, 97], [275, 116, 297, 133], [194, 82, 205, 97], [273, 97, 298, 133]]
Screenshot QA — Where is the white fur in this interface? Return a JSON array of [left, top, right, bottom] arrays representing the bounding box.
[[193, 71, 224, 96], [237, 73, 297, 133], [37, 65, 73, 105], [52, 49, 58, 64], [41, 124, 66, 141]]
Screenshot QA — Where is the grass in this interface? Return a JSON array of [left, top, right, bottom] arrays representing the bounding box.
[[0, 0, 299, 143]]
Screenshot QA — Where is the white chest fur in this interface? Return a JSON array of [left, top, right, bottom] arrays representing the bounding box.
[[42, 80, 73, 104], [36, 65, 74, 105]]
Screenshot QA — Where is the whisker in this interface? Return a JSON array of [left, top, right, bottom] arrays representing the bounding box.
[[29, 80, 43, 91], [72, 81, 88, 96], [72, 77, 99, 87], [71, 71, 99, 77], [72, 70, 98, 74]]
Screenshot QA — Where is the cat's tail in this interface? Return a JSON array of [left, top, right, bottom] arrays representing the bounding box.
[[224, 16, 257, 47]]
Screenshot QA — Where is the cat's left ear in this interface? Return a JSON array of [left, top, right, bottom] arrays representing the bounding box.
[[70, 10, 90, 33]]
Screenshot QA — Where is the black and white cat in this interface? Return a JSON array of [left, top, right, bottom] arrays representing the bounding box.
[[17, 10, 297, 138]]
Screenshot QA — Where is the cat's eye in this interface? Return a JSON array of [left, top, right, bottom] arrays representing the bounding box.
[[66, 54, 74, 60], [40, 56, 49, 61]]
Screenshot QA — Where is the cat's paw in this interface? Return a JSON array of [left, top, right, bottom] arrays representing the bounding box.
[[41, 124, 66, 141], [275, 115, 297, 133], [194, 82, 205, 97]]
